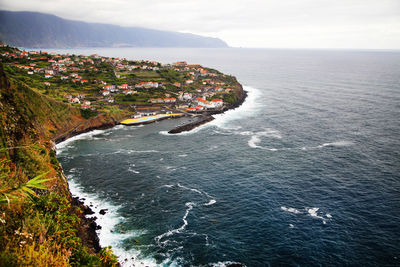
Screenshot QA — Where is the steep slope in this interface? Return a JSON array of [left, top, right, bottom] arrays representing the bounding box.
[[0, 10, 228, 48], [0, 64, 117, 265]]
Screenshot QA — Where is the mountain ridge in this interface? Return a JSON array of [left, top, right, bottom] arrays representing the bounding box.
[[0, 10, 228, 48]]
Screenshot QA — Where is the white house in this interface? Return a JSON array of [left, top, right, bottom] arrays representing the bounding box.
[[70, 97, 80, 104], [101, 90, 110, 96], [103, 85, 116, 90], [135, 82, 159, 89]]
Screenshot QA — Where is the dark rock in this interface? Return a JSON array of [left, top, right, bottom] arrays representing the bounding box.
[[168, 115, 214, 134], [99, 209, 108, 215]]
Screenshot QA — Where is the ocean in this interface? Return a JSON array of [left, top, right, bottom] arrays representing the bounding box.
[[54, 48, 400, 266]]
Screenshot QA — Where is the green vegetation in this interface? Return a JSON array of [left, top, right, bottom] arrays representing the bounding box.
[[80, 108, 98, 119], [0, 62, 118, 266]]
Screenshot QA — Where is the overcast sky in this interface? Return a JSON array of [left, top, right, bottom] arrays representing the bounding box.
[[1, 0, 400, 49]]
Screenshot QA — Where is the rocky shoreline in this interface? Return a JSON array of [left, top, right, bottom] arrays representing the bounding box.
[[54, 114, 117, 144], [168, 88, 248, 134]]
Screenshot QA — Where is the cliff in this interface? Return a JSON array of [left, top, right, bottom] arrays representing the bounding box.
[[0, 64, 117, 265]]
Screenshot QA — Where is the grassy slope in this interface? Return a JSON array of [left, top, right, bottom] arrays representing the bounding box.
[[0, 64, 117, 266]]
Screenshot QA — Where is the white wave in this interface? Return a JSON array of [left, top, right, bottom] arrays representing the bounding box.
[[178, 154, 188, 157], [289, 224, 294, 228], [56, 129, 107, 154], [281, 206, 302, 214], [248, 135, 262, 148], [68, 178, 159, 266], [317, 140, 354, 148], [204, 199, 217, 206], [159, 130, 170, 136], [211, 261, 246, 267], [247, 129, 282, 149], [326, 213, 332, 218], [113, 124, 125, 130], [211, 85, 262, 129], [128, 167, 140, 174], [155, 202, 194, 244], [307, 207, 327, 224]]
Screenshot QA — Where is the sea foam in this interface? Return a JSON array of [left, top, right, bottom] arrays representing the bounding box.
[[56, 129, 108, 154], [68, 178, 160, 266], [211, 85, 262, 129]]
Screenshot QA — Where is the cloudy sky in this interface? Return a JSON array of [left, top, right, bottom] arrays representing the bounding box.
[[1, 0, 399, 49]]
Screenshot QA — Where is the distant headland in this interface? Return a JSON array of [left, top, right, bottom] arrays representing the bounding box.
[[0, 10, 228, 48]]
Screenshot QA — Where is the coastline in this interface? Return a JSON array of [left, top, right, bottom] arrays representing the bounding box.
[[167, 88, 248, 134], [54, 83, 248, 264]]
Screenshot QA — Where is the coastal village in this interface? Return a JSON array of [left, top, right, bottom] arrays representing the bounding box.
[[0, 43, 244, 125]]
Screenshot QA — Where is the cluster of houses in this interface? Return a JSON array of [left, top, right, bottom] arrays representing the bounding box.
[[185, 97, 223, 111], [63, 93, 92, 109], [2, 45, 236, 114]]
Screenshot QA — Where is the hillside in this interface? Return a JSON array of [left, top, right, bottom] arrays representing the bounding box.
[[0, 64, 118, 265], [0, 10, 228, 48]]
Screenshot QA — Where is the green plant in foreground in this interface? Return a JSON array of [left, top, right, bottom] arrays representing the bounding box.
[[0, 172, 53, 206]]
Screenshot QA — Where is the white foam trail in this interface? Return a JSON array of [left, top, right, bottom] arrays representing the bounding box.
[[68, 178, 159, 266], [155, 202, 194, 244], [326, 213, 332, 218], [281, 206, 302, 214], [211, 85, 263, 129], [317, 141, 354, 148], [204, 199, 217, 206], [177, 183, 203, 195], [112, 149, 159, 154], [238, 131, 254, 136]]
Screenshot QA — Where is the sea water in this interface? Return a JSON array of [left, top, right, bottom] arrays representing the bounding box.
[[55, 48, 400, 266]]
